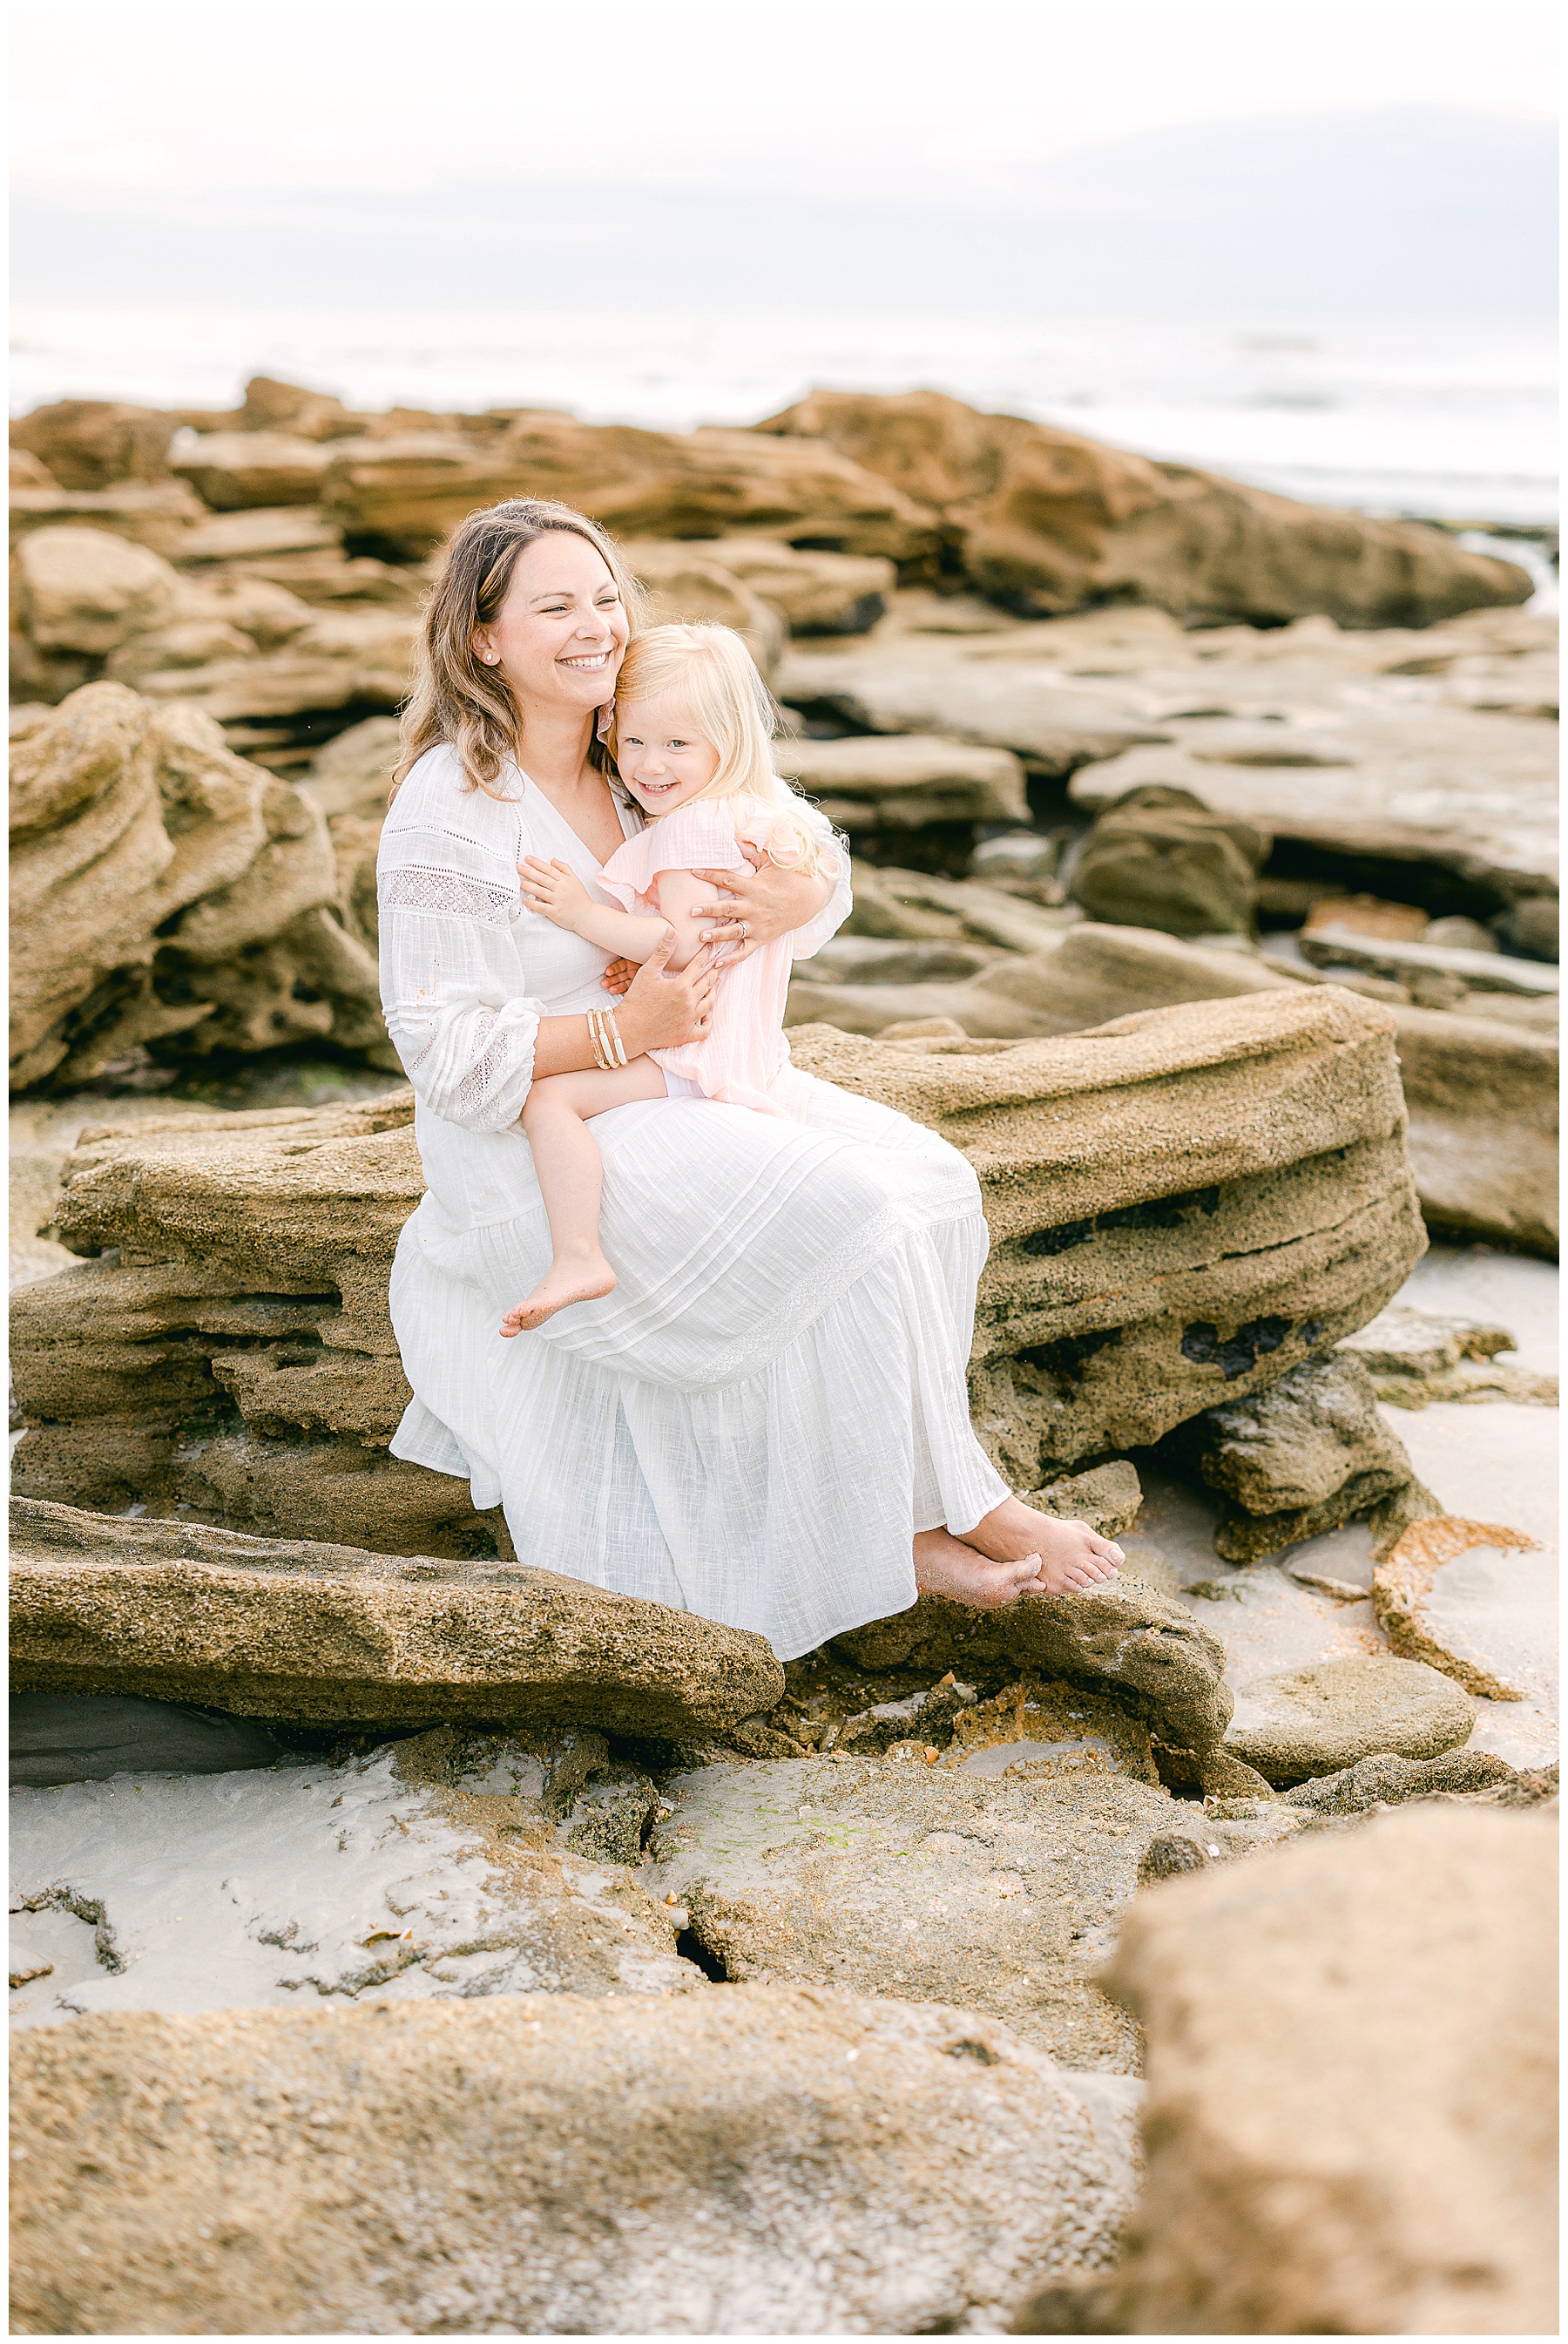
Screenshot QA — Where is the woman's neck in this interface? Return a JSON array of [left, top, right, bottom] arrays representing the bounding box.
[[513, 703, 598, 796]]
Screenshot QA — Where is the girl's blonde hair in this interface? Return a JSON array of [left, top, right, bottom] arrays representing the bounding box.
[[612, 622, 831, 877], [394, 498, 649, 798]]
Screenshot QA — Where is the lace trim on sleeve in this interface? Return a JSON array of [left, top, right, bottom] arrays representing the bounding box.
[[451, 1009, 524, 1119], [378, 865, 517, 929]]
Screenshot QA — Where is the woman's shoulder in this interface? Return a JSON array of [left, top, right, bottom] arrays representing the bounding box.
[[385, 743, 521, 835]]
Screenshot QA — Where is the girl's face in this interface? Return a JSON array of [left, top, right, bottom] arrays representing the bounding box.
[[472, 532, 629, 715], [615, 696, 720, 814]]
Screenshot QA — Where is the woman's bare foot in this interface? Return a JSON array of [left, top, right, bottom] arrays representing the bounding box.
[[962, 1496, 1123, 1595], [913, 1528, 1049, 1609], [500, 1251, 615, 1335]]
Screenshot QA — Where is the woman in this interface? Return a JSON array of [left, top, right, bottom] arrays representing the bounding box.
[[377, 498, 1121, 1661]]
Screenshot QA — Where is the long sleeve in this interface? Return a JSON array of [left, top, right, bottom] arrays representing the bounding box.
[[376, 753, 543, 1133]]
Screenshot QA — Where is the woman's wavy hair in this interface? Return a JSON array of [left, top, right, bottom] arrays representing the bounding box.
[[394, 498, 649, 798]]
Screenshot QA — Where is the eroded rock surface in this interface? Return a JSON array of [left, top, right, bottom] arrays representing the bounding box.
[[9, 1499, 783, 1735], [1372, 1515, 1555, 1704], [9, 1988, 1138, 2336], [1220, 1653, 1477, 1785], [1103, 1807, 1557, 2336]]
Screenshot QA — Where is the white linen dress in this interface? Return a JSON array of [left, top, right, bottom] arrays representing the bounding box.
[[377, 742, 1010, 1662]]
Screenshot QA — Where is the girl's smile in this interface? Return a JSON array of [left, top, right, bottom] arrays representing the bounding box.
[[615, 696, 720, 812]]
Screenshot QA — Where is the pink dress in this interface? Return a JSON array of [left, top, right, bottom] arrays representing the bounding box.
[[598, 795, 821, 1120]]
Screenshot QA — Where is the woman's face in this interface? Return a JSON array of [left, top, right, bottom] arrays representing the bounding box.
[[615, 696, 721, 814], [473, 532, 629, 715]]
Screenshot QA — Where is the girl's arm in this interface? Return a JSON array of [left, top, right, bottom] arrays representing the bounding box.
[[518, 857, 669, 965], [651, 869, 724, 970]]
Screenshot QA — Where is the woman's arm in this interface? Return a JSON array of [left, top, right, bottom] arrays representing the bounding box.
[[688, 840, 845, 965], [531, 930, 720, 1074]]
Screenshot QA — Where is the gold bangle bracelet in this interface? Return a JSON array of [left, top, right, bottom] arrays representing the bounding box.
[[588, 1010, 610, 1072], [603, 1006, 626, 1067]]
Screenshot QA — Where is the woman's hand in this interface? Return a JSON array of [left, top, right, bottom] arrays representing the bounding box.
[[518, 856, 594, 933], [616, 927, 720, 1056], [689, 841, 835, 965]]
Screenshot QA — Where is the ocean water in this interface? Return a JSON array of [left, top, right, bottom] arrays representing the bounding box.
[[10, 302, 1556, 526]]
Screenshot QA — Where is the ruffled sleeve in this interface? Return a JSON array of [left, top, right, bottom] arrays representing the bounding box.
[[376, 747, 544, 1132], [598, 799, 747, 911], [765, 797, 852, 960]]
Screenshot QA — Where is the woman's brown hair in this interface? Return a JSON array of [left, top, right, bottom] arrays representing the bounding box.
[[393, 498, 648, 798]]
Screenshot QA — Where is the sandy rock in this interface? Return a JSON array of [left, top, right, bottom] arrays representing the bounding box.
[[10, 448, 57, 488], [9, 1738, 698, 2036], [840, 863, 1072, 951], [1031, 1460, 1144, 1541], [1168, 1352, 1421, 1563], [1301, 921, 1558, 999], [9, 1497, 783, 1734], [780, 629, 1168, 772], [795, 989, 1423, 1472], [651, 1752, 1185, 2065], [10, 1690, 293, 1788], [760, 389, 1530, 625], [1281, 1745, 1518, 1814], [1069, 702, 1557, 915], [8, 481, 208, 558], [171, 429, 338, 509], [9, 687, 386, 1090], [784, 732, 1029, 835], [623, 539, 784, 677], [698, 535, 894, 633], [972, 830, 1061, 882], [130, 606, 420, 724], [301, 712, 403, 817], [12, 525, 180, 654], [318, 417, 939, 562], [1494, 893, 1558, 960], [173, 505, 345, 561], [1069, 784, 1267, 938], [1372, 1516, 1554, 1704], [12, 992, 1421, 1545], [1341, 1304, 1557, 1407], [10, 1988, 1138, 2337], [11, 400, 174, 489], [1221, 1654, 1476, 1785], [1389, 1006, 1558, 1256], [1102, 1806, 1556, 2335]]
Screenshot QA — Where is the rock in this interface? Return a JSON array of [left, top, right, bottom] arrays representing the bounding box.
[[1101, 1806, 1556, 2336], [1281, 1745, 1518, 1814], [1030, 1460, 1144, 1541], [9, 686, 387, 1090], [1301, 922, 1558, 999], [1220, 1654, 1476, 1785], [10, 1988, 1138, 2336], [319, 418, 940, 563], [12, 992, 1422, 1551], [1372, 1516, 1555, 1704], [758, 389, 1531, 626], [972, 830, 1062, 882], [1493, 892, 1558, 961], [697, 536, 894, 633], [1136, 1833, 1213, 1885], [173, 505, 345, 561], [1167, 1352, 1422, 1562], [1302, 891, 1431, 941], [11, 400, 174, 489], [622, 539, 785, 677], [8, 1738, 700, 2036], [794, 988, 1423, 1477], [648, 1751, 1184, 2065], [1069, 784, 1267, 938], [1389, 1006, 1558, 1257], [828, 1670, 979, 1755], [10, 448, 57, 488], [783, 732, 1031, 835], [840, 864, 1074, 951], [171, 430, 338, 509], [1341, 1304, 1557, 1408], [12, 526, 180, 654], [1424, 913, 1499, 952], [801, 937, 1006, 987], [129, 607, 421, 726], [8, 1497, 783, 1735], [10, 1691, 293, 1787], [827, 1575, 1240, 1792], [780, 629, 1168, 773], [1069, 702, 1556, 925], [9, 482, 208, 558]]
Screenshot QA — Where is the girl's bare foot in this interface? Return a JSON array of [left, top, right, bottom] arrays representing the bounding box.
[[963, 1496, 1123, 1595], [500, 1252, 616, 1334], [913, 1528, 1050, 1609]]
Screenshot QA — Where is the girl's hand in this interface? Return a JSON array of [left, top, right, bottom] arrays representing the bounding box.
[[601, 957, 637, 997], [518, 856, 594, 933], [689, 841, 834, 964]]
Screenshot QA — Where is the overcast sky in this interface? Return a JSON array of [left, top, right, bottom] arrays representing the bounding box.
[[10, 1, 1558, 312]]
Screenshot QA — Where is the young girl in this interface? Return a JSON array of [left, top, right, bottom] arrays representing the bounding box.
[[504, 622, 836, 1333]]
